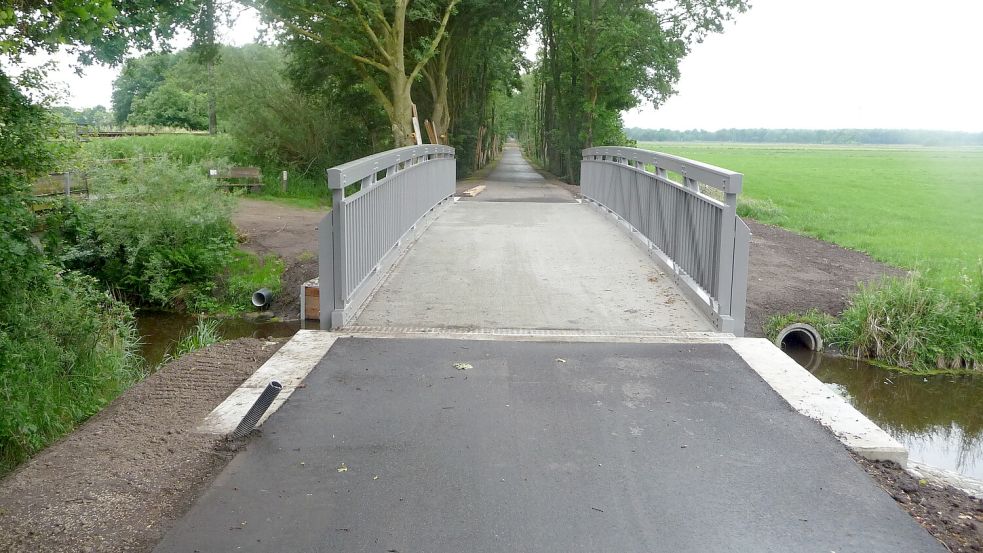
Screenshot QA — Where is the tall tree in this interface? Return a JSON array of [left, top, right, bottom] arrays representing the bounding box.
[[257, 0, 460, 147], [189, 0, 221, 134], [528, 0, 749, 181], [417, 0, 530, 148]]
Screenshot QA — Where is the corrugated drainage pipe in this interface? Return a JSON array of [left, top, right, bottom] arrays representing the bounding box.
[[252, 287, 273, 309], [775, 323, 823, 352], [230, 381, 283, 440]]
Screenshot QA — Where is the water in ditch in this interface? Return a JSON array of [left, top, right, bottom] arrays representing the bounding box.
[[786, 348, 983, 481], [135, 312, 303, 368]]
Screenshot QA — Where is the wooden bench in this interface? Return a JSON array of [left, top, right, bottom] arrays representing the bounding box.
[[209, 167, 263, 192], [30, 172, 89, 211]]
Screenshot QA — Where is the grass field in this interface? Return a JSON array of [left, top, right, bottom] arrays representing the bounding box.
[[637, 142, 983, 282]]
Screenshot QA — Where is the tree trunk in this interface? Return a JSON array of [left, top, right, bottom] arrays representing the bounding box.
[[207, 59, 217, 135], [429, 45, 452, 143], [389, 71, 415, 147]]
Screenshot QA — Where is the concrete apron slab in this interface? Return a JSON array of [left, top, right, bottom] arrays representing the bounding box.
[[196, 330, 337, 435], [163, 336, 941, 553]]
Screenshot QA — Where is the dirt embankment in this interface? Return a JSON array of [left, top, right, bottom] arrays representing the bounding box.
[[232, 199, 322, 320], [0, 338, 284, 553], [860, 457, 983, 553]]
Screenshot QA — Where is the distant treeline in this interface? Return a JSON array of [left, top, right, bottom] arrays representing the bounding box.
[[625, 127, 983, 146]]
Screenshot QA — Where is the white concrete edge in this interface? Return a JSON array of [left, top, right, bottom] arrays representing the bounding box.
[[908, 462, 983, 498], [730, 338, 908, 465], [196, 330, 338, 435]]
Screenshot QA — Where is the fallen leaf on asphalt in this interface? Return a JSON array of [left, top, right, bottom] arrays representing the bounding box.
[[453, 362, 473, 370]]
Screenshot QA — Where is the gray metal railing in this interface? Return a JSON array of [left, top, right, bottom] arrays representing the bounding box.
[[580, 147, 751, 335], [319, 145, 456, 328]]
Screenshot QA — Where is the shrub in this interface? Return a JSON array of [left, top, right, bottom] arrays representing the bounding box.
[[45, 156, 238, 310], [834, 270, 982, 372], [0, 272, 141, 473], [766, 268, 983, 373], [1, 72, 142, 475]]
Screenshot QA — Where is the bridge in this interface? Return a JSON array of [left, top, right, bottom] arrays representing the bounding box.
[[155, 145, 944, 552]]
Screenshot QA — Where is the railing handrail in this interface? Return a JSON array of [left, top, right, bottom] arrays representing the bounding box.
[[327, 145, 456, 190], [583, 146, 743, 194]]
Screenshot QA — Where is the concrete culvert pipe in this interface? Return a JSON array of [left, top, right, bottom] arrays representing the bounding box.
[[252, 288, 273, 308], [775, 323, 824, 352]]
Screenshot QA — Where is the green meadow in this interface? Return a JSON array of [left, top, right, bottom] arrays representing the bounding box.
[[637, 142, 983, 282]]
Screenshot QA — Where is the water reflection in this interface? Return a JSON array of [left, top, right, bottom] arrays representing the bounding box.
[[135, 312, 301, 368], [787, 348, 983, 480]]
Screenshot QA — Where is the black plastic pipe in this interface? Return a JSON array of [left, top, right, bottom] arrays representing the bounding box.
[[230, 381, 283, 439]]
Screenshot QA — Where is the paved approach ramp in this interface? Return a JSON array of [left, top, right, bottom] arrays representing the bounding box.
[[155, 337, 942, 553]]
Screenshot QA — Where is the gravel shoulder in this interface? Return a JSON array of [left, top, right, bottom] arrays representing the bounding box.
[[0, 338, 284, 553]]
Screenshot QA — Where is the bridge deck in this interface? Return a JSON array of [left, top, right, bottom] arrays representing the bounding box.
[[354, 147, 714, 334]]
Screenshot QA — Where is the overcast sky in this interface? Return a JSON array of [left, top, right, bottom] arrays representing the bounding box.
[[34, 0, 983, 132]]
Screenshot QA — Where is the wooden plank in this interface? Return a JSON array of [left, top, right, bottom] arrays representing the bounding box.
[[228, 167, 261, 179], [424, 119, 438, 144], [461, 184, 486, 197], [304, 284, 320, 320]]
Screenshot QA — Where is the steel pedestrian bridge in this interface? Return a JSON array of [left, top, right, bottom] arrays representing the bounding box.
[[317, 143, 750, 337]]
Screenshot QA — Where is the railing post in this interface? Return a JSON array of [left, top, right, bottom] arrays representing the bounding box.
[[730, 220, 751, 336], [326, 168, 348, 328], [317, 210, 335, 329], [715, 189, 739, 332]]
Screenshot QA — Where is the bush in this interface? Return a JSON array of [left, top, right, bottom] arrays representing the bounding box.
[[45, 156, 238, 310], [1, 72, 141, 475], [0, 272, 141, 473], [834, 270, 982, 372], [766, 269, 983, 373]]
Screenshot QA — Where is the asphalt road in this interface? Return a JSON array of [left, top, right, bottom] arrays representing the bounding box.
[[154, 337, 942, 552]]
